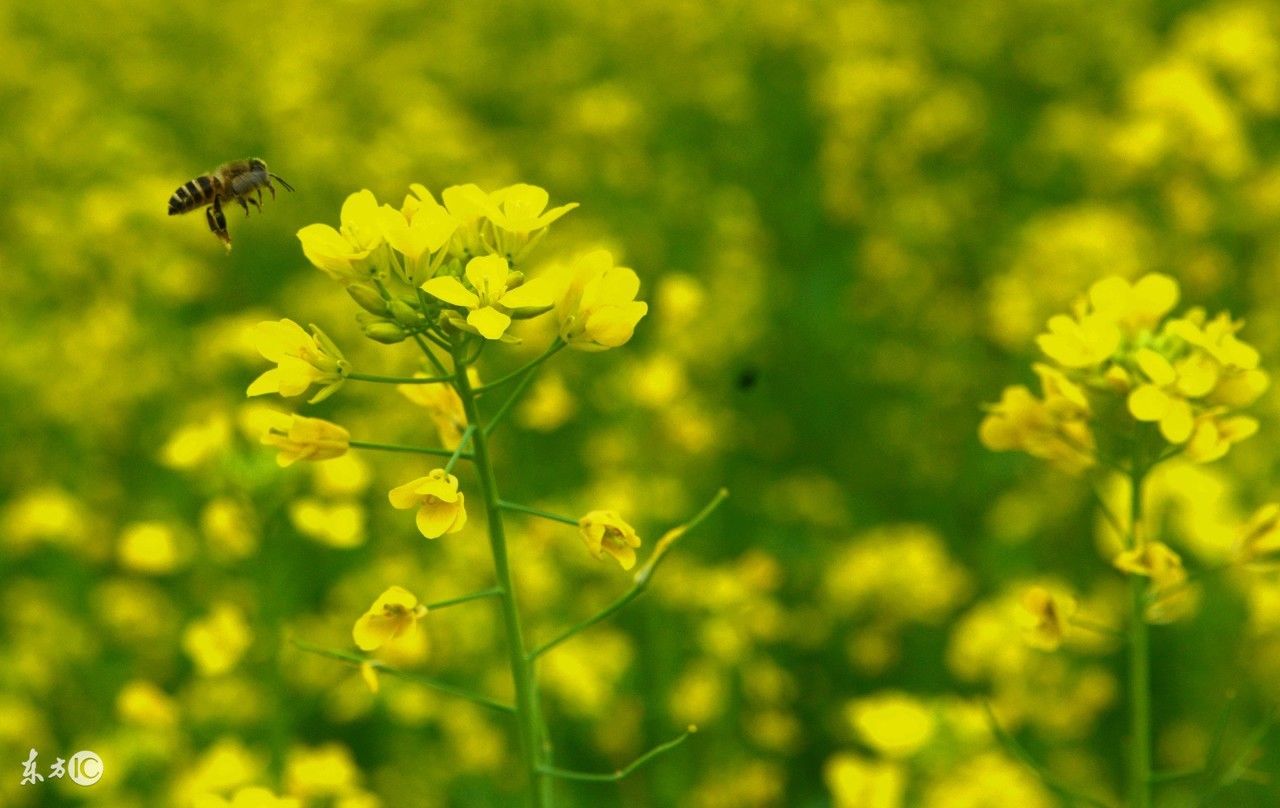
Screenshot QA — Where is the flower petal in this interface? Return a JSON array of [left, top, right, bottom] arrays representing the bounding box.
[[422, 276, 480, 308], [468, 306, 513, 340], [499, 276, 556, 309]]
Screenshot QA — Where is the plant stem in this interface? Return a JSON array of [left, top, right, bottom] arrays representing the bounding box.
[[530, 489, 728, 659], [291, 639, 514, 714], [452, 341, 549, 808], [538, 728, 695, 782], [347, 372, 453, 385], [499, 500, 580, 527], [1129, 467, 1152, 808], [426, 587, 502, 611], [476, 339, 565, 395], [349, 439, 467, 459]]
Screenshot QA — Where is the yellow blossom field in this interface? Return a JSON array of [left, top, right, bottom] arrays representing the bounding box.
[[4, 1, 1280, 807]]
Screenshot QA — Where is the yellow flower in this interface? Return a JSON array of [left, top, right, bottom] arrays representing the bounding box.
[[117, 680, 179, 728], [421, 254, 555, 340], [1113, 541, 1195, 622], [288, 499, 365, 548], [1184, 412, 1259, 463], [978, 366, 1094, 473], [246, 319, 348, 403], [381, 188, 458, 264], [202, 787, 301, 808], [437, 183, 493, 257], [1169, 309, 1261, 369], [555, 250, 649, 351], [195, 787, 300, 808], [1127, 348, 1195, 443], [398, 376, 468, 448], [352, 586, 428, 651], [260, 414, 350, 467], [845, 692, 935, 758], [1018, 585, 1077, 651], [118, 521, 187, 574], [182, 604, 253, 675], [388, 469, 467, 538], [824, 753, 905, 808], [1237, 503, 1280, 563], [1114, 540, 1183, 581], [578, 510, 642, 570], [296, 190, 385, 282], [485, 183, 578, 234], [285, 743, 360, 798], [1035, 312, 1121, 368], [1087, 273, 1179, 333]]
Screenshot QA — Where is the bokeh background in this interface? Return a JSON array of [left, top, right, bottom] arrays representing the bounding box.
[[6, 0, 1280, 805]]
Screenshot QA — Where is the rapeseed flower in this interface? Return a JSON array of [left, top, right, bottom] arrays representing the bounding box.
[[382, 192, 457, 265], [421, 254, 555, 340], [388, 469, 467, 538], [182, 604, 253, 675], [578, 509, 642, 569], [1018, 585, 1077, 651], [983, 272, 1266, 470], [1237, 503, 1280, 563], [555, 249, 649, 351], [260, 414, 350, 466], [398, 375, 468, 447], [297, 190, 385, 283], [246, 320, 349, 403], [352, 586, 428, 651]]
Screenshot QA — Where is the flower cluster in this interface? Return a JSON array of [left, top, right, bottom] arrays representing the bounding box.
[[295, 184, 646, 349], [980, 273, 1268, 472]]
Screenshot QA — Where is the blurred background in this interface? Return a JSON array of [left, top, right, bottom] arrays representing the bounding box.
[[5, 0, 1280, 805]]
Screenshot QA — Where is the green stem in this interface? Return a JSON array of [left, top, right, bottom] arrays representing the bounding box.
[[500, 500, 580, 527], [530, 489, 728, 659], [426, 587, 502, 611], [444, 425, 476, 474], [452, 341, 549, 808], [1129, 467, 1152, 808], [1068, 615, 1122, 639], [476, 339, 565, 395], [983, 702, 1113, 808], [348, 372, 453, 385], [412, 333, 450, 376], [485, 365, 542, 436], [349, 439, 468, 459], [538, 728, 695, 782], [290, 639, 514, 714]]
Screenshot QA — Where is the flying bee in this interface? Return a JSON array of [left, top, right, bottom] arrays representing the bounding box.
[[168, 158, 294, 250]]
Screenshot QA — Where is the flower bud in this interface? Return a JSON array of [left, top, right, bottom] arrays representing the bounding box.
[[364, 321, 409, 344], [388, 298, 426, 328], [347, 284, 390, 315]]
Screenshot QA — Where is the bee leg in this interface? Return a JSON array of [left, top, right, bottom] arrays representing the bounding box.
[[256, 188, 265, 207], [207, 200, 231, 250], [265, 182, 276, 200], [236, 197, 250, 217]]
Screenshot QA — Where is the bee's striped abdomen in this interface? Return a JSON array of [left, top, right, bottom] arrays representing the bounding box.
[[167, 174, 217, 215]]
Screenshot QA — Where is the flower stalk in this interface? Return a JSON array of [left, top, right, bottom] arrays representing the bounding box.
[[451, 338, 549, 808], [1128, 466, 1151, 808], [276, 182, 679, 807]]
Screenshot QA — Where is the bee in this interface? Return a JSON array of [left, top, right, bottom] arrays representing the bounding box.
[[168, 158, 294, 250]]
